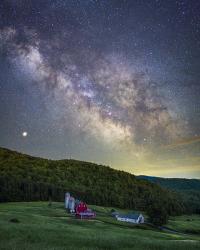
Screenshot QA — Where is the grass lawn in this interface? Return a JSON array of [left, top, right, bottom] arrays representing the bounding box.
[[0, 202, 200, 250], [167, 214, 200, 234]]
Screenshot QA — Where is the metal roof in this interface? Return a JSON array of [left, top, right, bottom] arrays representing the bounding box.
[[117, 213, 142, 219]]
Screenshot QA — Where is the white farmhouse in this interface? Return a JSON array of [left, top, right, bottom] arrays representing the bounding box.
[[116, 213, 144, 224]]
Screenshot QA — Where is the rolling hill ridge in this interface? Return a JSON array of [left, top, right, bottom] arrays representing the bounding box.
[[0, 147, 186, 215], [137, 175, 200, 214]]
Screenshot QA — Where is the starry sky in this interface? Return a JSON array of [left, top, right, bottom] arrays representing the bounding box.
[[0, 0, 200, 178]]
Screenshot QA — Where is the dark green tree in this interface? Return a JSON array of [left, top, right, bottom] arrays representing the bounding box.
[[147, 201, 169, 226]]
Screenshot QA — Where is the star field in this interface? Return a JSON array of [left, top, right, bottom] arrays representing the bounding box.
[[0, 0, 200, 178]]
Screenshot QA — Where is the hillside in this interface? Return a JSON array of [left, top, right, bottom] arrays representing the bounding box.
[[137, 176, 200, 191], [137, 176, 200, 213], [0, 202, 200, 250], [0, 147, 183, 215]]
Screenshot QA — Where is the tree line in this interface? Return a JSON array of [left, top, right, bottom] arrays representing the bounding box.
[[0, 147, 187, 225]]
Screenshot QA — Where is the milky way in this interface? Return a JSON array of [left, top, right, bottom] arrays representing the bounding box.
[[0, 1, 200, 177]]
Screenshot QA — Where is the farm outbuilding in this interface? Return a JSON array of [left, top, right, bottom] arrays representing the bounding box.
[[116, 213, 144, 224], [111, 211, 119, 217]]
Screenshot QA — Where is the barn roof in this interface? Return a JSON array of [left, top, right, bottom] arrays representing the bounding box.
[[117, 213, 142, 219]]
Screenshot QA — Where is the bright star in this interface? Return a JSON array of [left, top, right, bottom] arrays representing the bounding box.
[[22, 131, 28, 137]]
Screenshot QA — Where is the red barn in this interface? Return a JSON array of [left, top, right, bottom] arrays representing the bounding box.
[[75, 202, 96, 219], [76, 202, 87, 213]]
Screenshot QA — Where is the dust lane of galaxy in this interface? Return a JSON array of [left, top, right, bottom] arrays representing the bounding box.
[[0, 1, 200, 178]]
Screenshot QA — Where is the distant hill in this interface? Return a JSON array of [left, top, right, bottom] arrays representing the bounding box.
[[137, 175, 200, 214], [0, 147, 184, 215], [137, 175, 200, 191]]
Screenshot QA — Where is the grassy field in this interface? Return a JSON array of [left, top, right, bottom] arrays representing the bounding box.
[[167, 214, 200, 234], [0, 202, 200, 250]]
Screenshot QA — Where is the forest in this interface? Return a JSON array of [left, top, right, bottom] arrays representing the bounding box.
[[138, 175, 200, 214], [0, 147, 190, 217]]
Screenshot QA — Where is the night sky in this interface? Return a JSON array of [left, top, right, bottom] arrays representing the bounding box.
[[0, 0, 200, 178]]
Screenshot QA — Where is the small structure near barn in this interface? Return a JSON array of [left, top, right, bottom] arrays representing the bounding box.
[[111, 211, 119, 217], [116, 213, 144, 224]]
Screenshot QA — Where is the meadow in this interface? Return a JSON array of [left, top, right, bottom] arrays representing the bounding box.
[[0, 202, 200, 250], [167, 214, 200, 234]]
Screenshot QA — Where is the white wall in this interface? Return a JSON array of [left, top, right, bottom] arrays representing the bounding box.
[[117, 217, 138, 224]]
